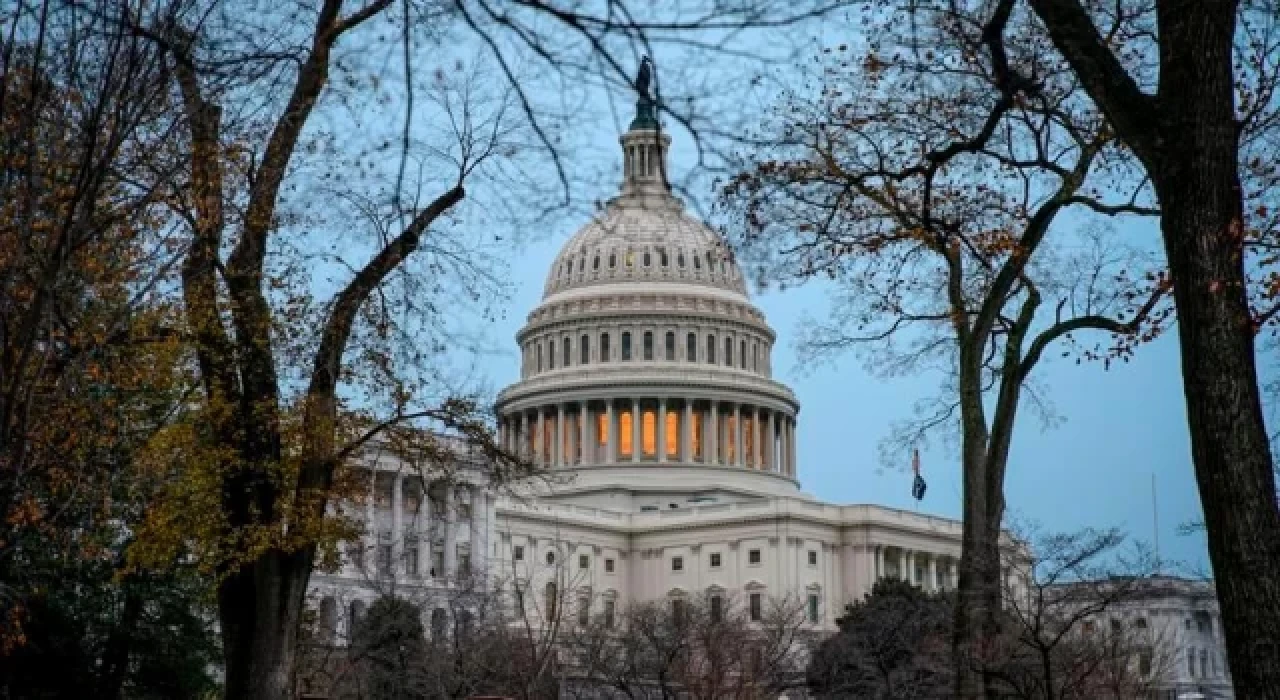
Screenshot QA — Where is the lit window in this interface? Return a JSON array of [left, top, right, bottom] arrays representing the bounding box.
[[672, 556, 684, 572], [620, 410, 633, 456], [692, 412, 703, 459], [625, 251, 634, 267], [643, 331, 653, 360], [748, 549, 761, 565], [749, 593, 762, 621], [622, 332, 632, 361], [666, 410, 679, 457], [597, 412, 609, 449], [642, 410, 656, 456]]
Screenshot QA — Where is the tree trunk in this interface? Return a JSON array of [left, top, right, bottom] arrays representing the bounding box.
[[952, 445, 1007, 699], [1147, 5, 1280, 694], [1155, 157, 1280, 697], [219, 548, 314, 700]]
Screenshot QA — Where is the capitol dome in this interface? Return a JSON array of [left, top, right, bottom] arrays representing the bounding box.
[[495, 95, 799, 496]]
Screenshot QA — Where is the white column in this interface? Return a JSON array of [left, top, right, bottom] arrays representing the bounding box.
[[443, 484, 457, 579], [875, 545, 884, 582], [788, 419, 797, 476], [950, 561, 958, 591], [418, 479, 431, 579], [579, 402, 590, 465], [734, 404, 744, 468], [363, 470, 376, 576], [682, 401, 693, 462], [555, 404, 565, 467], [470, 485, 485, 575], [708, 403, 719, 466], [762, 412, 773, 470], [747, 406, 757, 468], [391, 473, 404, 577], [606, 401, 617, 464], [928, 554, 938, 592], [657, 398, 667, 464], [536, 410, 546, 466], [631, 398, 641, 464]]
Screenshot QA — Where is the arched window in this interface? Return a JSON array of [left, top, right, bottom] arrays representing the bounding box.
[[725, 337, 733, 366], [665, 332, 676, 361], [431, 607, 447, 641], [687, 333, 697, 362], [621, 332, 632, 361], [547, 339, 555, 369], [318, 597, 338, 644], [580, 334, 590, 364], [563, 337, 571, 367], [707, 335, 717, 364], [643, 331, 654, 360], [546, 582, 559, 621], [349, 600, 367, 633], [740, 340, 747, 369], [600, 333, 611, 362]]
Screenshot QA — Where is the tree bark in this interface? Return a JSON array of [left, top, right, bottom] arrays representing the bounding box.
[[217, 547, 314, 700], [1026, 1, 1280, 694]]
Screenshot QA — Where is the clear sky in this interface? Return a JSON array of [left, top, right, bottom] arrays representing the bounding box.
[[459, 103, 1230, 576]]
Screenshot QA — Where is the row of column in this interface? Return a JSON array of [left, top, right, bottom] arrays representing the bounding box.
[[360, 471, 489, 583], [872, 545, 956, 593], [497, 398, 796, 475]]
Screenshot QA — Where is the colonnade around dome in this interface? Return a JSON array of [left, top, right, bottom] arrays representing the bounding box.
[[497, 397, 796, 476]]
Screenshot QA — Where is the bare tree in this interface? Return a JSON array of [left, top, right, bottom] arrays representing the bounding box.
[[565, 592, 811, 700], [720, 3, 1172, 694]]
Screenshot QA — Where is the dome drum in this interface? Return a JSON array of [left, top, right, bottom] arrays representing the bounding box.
[[496, 396, 797, 481]]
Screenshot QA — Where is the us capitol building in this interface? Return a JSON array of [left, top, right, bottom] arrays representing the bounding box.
[[308, 91, 966, 641]]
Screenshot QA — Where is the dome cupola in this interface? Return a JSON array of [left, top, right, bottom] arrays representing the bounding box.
[[495, 61, 800, 496]]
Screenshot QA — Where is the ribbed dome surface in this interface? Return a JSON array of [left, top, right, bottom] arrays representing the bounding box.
[[542, 198, 748, 300]]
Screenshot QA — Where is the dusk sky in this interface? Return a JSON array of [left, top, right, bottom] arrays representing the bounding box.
[[456, 99, 1239, 575]]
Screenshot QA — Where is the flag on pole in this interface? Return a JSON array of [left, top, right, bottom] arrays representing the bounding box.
[[911, 448, 927, 501]]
